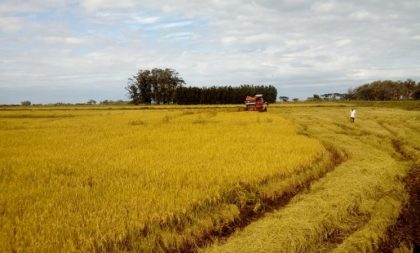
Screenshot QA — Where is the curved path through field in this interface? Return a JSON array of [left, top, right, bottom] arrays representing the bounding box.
[[202, 106, 419, 253]]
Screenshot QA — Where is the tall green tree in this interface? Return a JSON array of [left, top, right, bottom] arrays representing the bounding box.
[[126, 69, 152, 104], [126, 68, 184, 104], [413, 82, 420, 100], [151, 68, 185, 104], [349, 79, 419, 100], [313, 94, 321, 101]]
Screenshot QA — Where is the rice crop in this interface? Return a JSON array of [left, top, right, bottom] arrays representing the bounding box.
[[0, 108, 327, 252], [204, 105, 420, 253]]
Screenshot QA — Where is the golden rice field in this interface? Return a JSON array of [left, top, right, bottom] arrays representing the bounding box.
[[0, 107, 330, 252], [1, 102, 419, 252], [204, 103, 420, 253]]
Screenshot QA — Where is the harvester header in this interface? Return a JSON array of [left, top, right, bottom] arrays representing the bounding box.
[[244, 94, 268, 112]]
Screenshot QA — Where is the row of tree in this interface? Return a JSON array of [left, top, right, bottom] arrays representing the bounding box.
[[126, 68, 185, 104], [306, 79, 420, 101], [347, 79, 420, 100], [125, 69, 419, 104], [307, 93, 347, 101], [175, 85, 277, 104], [126, 68, 277, 104]]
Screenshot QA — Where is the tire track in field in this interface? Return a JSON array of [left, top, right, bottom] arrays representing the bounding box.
[[182, 143, 345, 253], [312, 114, 419, 252], [292, 116, 376, 250], [202, 107, 417, 253], [292, 108, 418, 252], [375, 139, 420, 252], [288, 122, 379, 252], [97, 123, 345, 253]]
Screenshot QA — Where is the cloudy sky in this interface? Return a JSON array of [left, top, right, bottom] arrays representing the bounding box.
[[1, 0, 420, 103]]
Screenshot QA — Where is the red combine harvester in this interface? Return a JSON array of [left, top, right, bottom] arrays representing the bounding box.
[[244, 94, 268, 112]]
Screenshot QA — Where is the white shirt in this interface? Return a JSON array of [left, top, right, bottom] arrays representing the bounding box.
[[350, 110, 356, 118]]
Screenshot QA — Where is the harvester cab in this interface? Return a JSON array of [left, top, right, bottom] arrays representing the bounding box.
[[244, 94, 267, 112]]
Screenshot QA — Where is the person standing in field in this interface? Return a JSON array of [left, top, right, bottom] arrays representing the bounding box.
[[350, 108, 356, 123]]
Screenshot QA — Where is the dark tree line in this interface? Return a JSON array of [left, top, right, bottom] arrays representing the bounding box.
[[320, 93, 347, 100], [126, 68, 185, 105], [308, 79, 420, 101], [307, 93, 347, 101], [126, 68, 277, 104], [175, 85, 277, 104], [126, 69, 419, 104], [348, 79, 420, 100]]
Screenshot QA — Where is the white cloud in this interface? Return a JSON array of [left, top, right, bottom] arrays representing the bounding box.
[[336, 38, 352, 47], [311, 2, 337, 13], [0, 0, 69, 14], [163, 32, 195, 40], [43, 36, 87, 44], [347, 67, 420, 80], [129, 16, 160, 25], [349, 11, 372, 21], [221, 36, 238, 45], [81, 0, 138, 11], [241, 34, 280, 45], [154, 20, 193, 29], [1, 0, 420, 103], [0, 17, 24, 32]]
